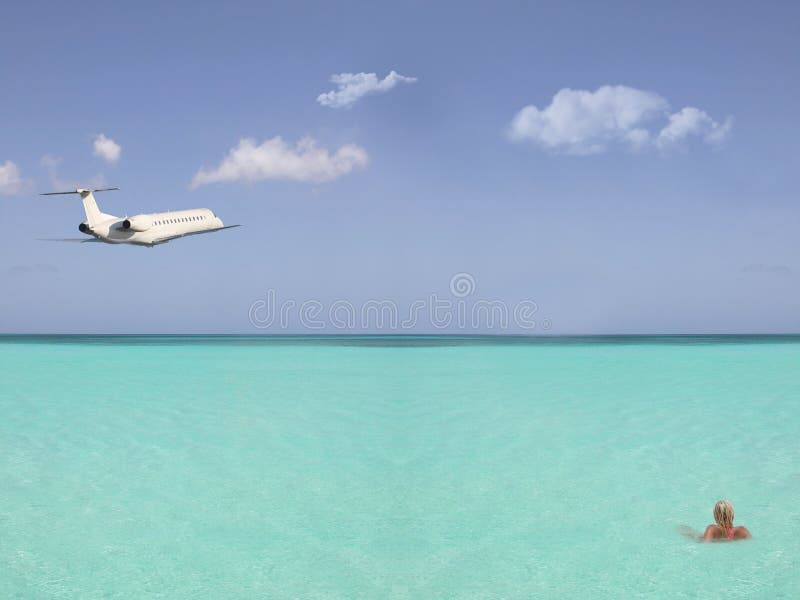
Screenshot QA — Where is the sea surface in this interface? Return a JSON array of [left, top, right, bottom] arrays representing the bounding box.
[[1, 335, 798, 598]]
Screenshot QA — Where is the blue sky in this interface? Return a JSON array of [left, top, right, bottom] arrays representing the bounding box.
[[1, 0, 798, 334]]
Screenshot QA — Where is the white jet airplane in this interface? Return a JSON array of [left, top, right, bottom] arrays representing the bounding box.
[[40, 187, 240, 246]]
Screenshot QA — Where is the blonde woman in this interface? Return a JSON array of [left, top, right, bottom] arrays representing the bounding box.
[[702, 500, 751, 541]]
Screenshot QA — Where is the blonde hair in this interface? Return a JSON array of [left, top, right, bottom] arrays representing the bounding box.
[[713, 499, 734, 532]]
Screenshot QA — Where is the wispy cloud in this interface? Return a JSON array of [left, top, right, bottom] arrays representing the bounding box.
[[317, 70, 417, 108], [8, 263, 60, 274], [508, 85, 731, 154], [741, 263, 792, 274], [191, 136, 369, 188], [41, 154, 106, 191], [0, 160, 26, 195], [92, 133, 121, 164], [41, 154, 63, 171]]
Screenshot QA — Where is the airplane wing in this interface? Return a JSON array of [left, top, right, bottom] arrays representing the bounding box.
[[38, 238, 102, 243], [150, 224, 242, 245]]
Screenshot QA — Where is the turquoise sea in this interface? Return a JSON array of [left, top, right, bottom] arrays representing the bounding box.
[[1, 335, 798, 598]]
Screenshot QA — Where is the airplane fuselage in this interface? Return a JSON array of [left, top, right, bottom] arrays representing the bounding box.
[[81, 208, 225, 246]]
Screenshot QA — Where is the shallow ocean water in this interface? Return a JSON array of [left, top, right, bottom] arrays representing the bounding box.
[[1, 336, 798, 598]]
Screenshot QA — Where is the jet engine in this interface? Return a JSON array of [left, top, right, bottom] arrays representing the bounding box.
[[78, 222, 90, 233], [121, 215, 152, 232]]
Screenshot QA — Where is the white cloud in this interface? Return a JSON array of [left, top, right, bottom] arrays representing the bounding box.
[[191, 136, 369, 188], [0, 161, 25, 195], [92, 133, 121, 164], [317, 70, 417, 108], [509, 85, 731, 154], [656, 107, 732, 148]]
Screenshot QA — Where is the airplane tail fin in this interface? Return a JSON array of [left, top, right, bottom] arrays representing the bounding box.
[[40, 188, 119, 227]]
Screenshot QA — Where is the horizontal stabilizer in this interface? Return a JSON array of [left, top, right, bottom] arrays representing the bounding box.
[[40, 187, 119, 196], [40, 187, 118, 226]]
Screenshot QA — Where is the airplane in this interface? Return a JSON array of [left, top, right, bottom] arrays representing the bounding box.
[[40, 187, 240, 246]]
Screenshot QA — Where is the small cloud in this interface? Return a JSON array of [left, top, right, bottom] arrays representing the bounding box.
[[191, 136, 369, 188], [8, 263, 60, 274], [741, 263, 792, 274], [317, 70, 417, 108], [656, 107, 732, 148], [93, 134, 121, 164], [508, 85, 731, 154], [0, 160, 27, 195]]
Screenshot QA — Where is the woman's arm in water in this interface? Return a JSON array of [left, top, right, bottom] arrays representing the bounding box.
[[702, 525, 720, 541], [677, 525, 704, 541]]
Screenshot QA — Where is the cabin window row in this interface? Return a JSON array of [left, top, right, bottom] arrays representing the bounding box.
[[154, 215, 207, 226]]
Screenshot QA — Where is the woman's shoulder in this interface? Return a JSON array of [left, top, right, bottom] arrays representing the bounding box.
[[733, 525, 752, 539], [702, 524, 723, 540]]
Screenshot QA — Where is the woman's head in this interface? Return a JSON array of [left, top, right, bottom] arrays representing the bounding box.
[[713, 499, 734, 529]]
